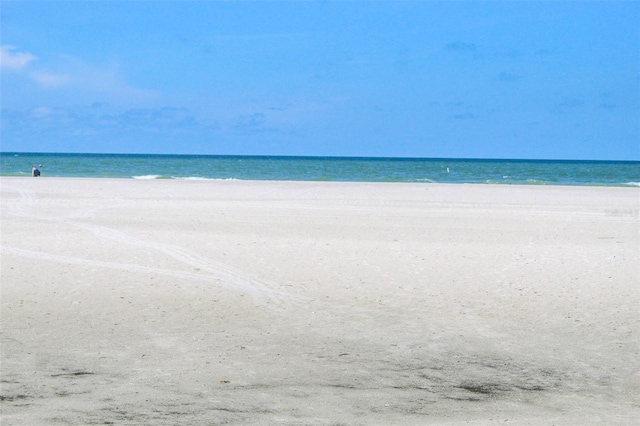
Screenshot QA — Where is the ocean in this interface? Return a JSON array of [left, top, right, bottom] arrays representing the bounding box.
[[0, 152, 638, 187]]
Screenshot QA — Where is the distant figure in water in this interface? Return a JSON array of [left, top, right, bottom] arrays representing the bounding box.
[[32, 165, 41, 177]]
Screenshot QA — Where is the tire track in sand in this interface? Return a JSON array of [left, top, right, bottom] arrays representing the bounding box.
[[1, 245, 285, 304], [2, 184, 297, 309], [71, 221, 297, 308]]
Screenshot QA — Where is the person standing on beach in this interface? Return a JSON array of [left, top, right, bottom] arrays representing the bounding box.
[[31, 165, 41, 177]]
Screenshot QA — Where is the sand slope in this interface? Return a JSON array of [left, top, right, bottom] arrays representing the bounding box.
[[1, 178, 639, 425]]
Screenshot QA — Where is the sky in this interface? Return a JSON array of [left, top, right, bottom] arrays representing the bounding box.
[[1, 1, 639, 160]]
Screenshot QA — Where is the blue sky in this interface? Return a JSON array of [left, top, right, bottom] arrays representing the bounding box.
[[1, 1, 638, 160]]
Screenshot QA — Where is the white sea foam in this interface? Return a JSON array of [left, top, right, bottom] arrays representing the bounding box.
[[132, 175, 161, 180], [172, 176, 239, 181], [173, 176, 210, 180], [525, 179, 551, 185], [624, 181, 640, 187]]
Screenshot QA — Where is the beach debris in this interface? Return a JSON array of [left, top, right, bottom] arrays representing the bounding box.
[[51, 370, 95, 377]]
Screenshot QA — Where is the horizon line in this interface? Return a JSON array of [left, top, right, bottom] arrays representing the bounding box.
[[1, 151, 639, 163]]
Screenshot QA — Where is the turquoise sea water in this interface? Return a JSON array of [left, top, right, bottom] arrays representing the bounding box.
[[1, 152, 638, 186]]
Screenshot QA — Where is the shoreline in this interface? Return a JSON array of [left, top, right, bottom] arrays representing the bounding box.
[[1, 178, 638, 424], [2, 174, 640, 188], [2, 154, 638, 187]]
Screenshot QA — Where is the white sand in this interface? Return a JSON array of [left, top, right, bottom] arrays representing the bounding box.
[[1, 178, 638, 425]]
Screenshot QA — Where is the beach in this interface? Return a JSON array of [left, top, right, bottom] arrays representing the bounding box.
[[1, 177, 638, 425]]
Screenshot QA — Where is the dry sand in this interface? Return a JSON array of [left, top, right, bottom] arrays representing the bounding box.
[[1, 177, 638, 425]]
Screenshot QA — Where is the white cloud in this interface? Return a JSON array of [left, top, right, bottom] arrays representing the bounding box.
[[56, 57, 160, 104], [29, 71, 71, 88], [0, 45, 37, 70], [28, 106, 72, 124], [2, 46, 159, 106], [30, 106, 63, 118]]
